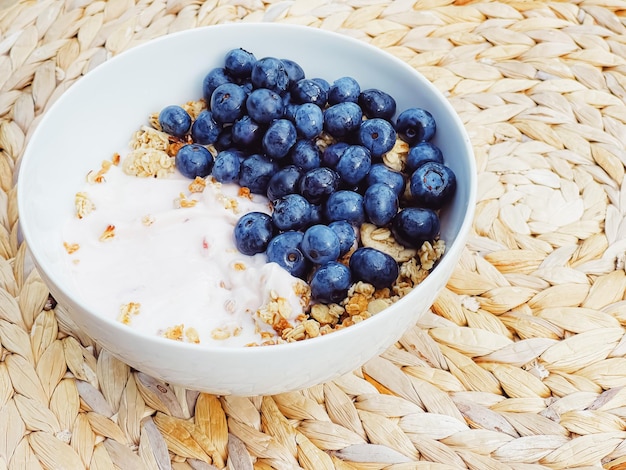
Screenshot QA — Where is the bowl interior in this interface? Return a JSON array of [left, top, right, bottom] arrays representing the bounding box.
[[17, 23, 476, 394]]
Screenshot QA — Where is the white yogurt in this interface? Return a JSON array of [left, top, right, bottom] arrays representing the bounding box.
[[62, 165, 309, 347]]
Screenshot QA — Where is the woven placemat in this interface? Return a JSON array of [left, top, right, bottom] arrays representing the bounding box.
[[2, 0, 626, 468]]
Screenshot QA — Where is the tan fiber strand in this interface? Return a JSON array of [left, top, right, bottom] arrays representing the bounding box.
[[4, 1, 626, 469]]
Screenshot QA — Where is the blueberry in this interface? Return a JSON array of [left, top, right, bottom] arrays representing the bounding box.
[[232, 115, 264, 149], [366, 163, 406, 197], [271, 194, 312, 231], [395, 107, 436, 144], [224, 48, 256, 79], [234, 212, 274, 255], [391, 207, 440, 248], [210, 83, 247, 124], [239, 154, 279, 194], [214, 126, 235, 152], [309, 203, 324, 226], [291, 79, 328, 107], [159, 105, 191, 138], [406, 142, 443, 173], [349, 247, 399, 289], [175, 144, 214, 179], [262, 119, 297, 159], [202, 68, 233, 102], [336, 145, 371, 186], [212, 150, 242, 183], [289, 139, 321, 171], [299, 167, 339, 204], [358, 88, 397, 120], [329, 220, 357, 256], [324, 190, 365, 226], [310, 262, 352, 303], [323, 102, 363, 138], [321, 142, 349, 169], [246, 88, 284, 124], [250, 57, 290, 93], [311, 77, 331, 95], [294, 103, 324, 139], [301, 225, 341, 265], [358, 118, 397, 158], [363, 183, 399, 226], [328, 76, 360, 105], [266, 165, 302, 201], [191, 110, 221, 145], [266, 231, 309, 279], [281, 58, 306, 88], [409, 161, 456, 209]]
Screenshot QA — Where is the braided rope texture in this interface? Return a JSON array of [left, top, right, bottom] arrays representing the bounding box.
[[1, 0, 626, 469]]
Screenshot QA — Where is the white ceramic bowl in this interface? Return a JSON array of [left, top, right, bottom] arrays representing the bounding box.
[[18, 23, 476, 396]]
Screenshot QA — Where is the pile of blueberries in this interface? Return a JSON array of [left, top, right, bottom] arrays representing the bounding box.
[[158, 48, 456, 303]]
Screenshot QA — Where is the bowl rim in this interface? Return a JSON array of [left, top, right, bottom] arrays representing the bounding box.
[[17, 22, 477, 357]]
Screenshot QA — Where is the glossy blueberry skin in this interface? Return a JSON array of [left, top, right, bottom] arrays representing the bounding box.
[[289, 139, 320, 171], [224, 48, 256, 79], [358, 118, 397, 158], [391, 207, 440, 248], [239, 154, 280, 194], [328, 76, 360, 105], [250, 57, 290, 93], [291, 79, 328, 107], [311, 77, 331, 95], [310, 261, 352, 303], [321, 142, 349, 169], [406, 142, 444, 173], [266, 165, 302, 201], [281, 58, 305, 88], [232, 115, 263, 149], [323, 102, 363, 138], [262, 119, 297, 159], [363, 183, 399, 226], [358, 88, 397, 120], [212, 150, 242, 184], [409, 161, 456, 209], [294, 103, 324, 140], [366, 163, 406, 197], [395, 107, 436, 144], [349, 247, 399, 289], [175, 144, 214, 179], [246, 88, 284, 124], [159, 105, 191, 138], [191, 110, 220, 145], [336, 145, 372, 186], [301, 224, 341, 265], [329, 220, 357, 256], [214, 126, 234, 152], [309, 204, 324, 226], [210, 83, 247, 125], [324, 190, 365, 226], [234, 212, 274, 256], [266, 231, 309, 279], [299, 167, 339, 204], [271, 194, 312, 231], [202, 68, 235, 103]]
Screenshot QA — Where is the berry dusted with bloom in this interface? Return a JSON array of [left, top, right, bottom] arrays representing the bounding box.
[[239, 154, 279, 195], [234, 212, 275, 256], [349, 247, 399, 289], [224, 48, 256, 79], [329, 220, 357, 256], [212, 150, 243, 184], [358, 88, 396, 120], [262, 119, 297, 159], [291, 78, 328, 107], [363, 183, 399, 226], [294, 103, 324, 140], [159, 105, 191, 138], [210, 83, 248, 125], [391, 207, 440, 248], [289, 139, 321, 171], [301, 224, 341, 265], [175, 144, 214, 179], [266, 231, 309, 279], [358, 118, 397, 158], [324, 190, 365, 226], [281, 58, 306, 88], [366, 163, 406, 197], [409, 161, 456, 209], [232, 115, 264, 149], [251, 57, 290, 93], [335, 145, 372, 186], [395, 107, 436, 144], [202, 67, 233, 102], [271, 194, 312, 231], [328, 76, 360, 104], [310, 262, 352, 303], [299, 167, 339, 204], [406, 141, 444, 173], [191, 110, 220, 145], [246, 88, 284, 124], [321, 142, 349, 169], [266, 165, 303, 201], [323, 102, 363, 138]]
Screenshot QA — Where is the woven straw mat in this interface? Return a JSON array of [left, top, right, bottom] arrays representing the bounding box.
[[2, 0, 626, 469]]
